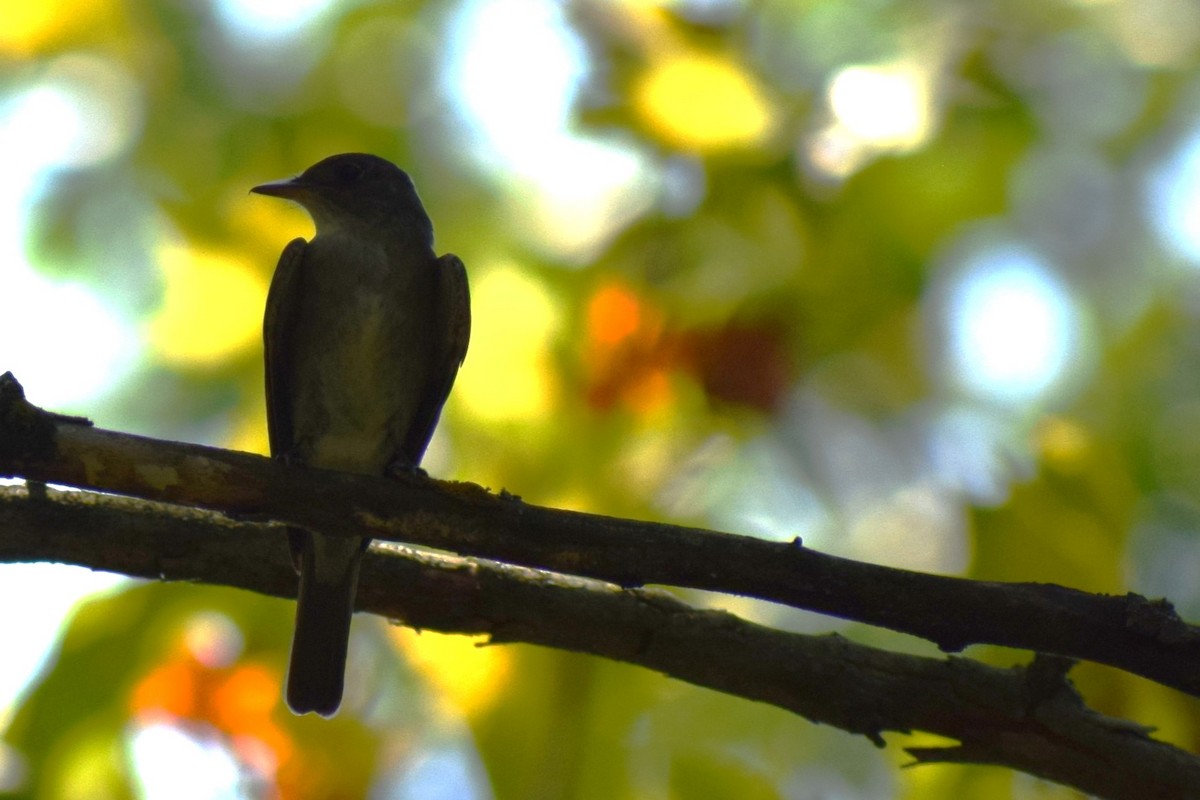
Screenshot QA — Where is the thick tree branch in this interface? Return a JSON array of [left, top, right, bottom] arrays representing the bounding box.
[[2, 371, 1198, 700], [0, 483, 1197, 800]]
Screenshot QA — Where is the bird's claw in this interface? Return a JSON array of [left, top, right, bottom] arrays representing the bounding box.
[[385, 461, 428, 481]]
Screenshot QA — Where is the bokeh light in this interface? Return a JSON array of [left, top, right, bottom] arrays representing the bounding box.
[[129, 724, 243, 800], [1147, 121, 1200, 264], [392, 745, 490, 800], [454, 264, 560, 422], [941, 245, 1082, 406], [1, 274, 138, 408], [828, 62, 932, 150], [4, 0, 1200, 796], [393, 629, 511, 718], [0, 59, 142, 409], [805, 57, 939, 181], [1102, 0, 1200, 67], [0, 564, 125, 719], [183, 612, 244, 671], [662, 432, 830, 546], [635, 51, 778, 151], [214, 0, 336, 40], [926, 404, 1029, 505], [146, 245, 267, 367], [443, 0, 655, 259], [445, 0, 585, 172]]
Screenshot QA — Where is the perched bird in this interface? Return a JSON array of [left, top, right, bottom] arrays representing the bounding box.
[[252, 153, 470, 716]]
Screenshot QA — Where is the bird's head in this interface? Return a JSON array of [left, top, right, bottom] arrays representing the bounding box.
[[251, 153, 432, 244]]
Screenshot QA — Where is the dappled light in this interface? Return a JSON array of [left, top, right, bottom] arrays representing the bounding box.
[[392, 628, 513, 719], [0, 65, 142, 408], [455, 264, 560, 422], [940, 244, 1083, 405], [584, 280, 676, 413], [444, 0, 655, 260], [128, 723, 244, 800], [635, 51, 778, 151], [214, 0, 335, 41], [4, 0, 1200, 796], [1147, 122, 1200, 265], [828, 62, 933, 150], [146, 246, 267, 366]]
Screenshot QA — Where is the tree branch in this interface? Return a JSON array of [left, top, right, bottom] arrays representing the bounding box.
[[2, 371, 1198, 700], [1, 483, 1198, 800]]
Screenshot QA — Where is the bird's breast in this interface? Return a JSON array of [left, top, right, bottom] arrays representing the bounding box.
[[287, 235, 438, 474]]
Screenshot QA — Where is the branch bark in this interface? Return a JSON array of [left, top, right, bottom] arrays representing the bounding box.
[[1, 483, 1198, 800], [6, 371, 1200, 796], [2, 372, 1199, 699]]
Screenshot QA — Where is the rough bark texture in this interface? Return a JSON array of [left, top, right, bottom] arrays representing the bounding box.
[[3, 371, 1200, 798]]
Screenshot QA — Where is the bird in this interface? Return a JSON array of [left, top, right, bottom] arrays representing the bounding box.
[[251, 153, 470, 716]]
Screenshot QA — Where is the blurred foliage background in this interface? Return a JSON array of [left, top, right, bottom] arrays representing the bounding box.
[[2, 0, 1200, 796]]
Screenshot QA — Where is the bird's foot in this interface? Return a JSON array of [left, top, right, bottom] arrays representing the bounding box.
[[385, 461, 428, 481]]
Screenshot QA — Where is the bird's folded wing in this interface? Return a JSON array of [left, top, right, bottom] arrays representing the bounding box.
[[399, 253, 471, 465], [263, 237, 308, 459]]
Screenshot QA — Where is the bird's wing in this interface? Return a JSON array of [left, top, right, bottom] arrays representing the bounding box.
[[263, 237, 308, 458], [399, 253, 471, 465]]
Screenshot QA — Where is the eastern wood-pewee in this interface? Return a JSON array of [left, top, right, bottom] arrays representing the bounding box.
[[252, 153, 470, 716]]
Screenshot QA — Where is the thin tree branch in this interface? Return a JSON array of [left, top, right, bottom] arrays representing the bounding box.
[[2, 371, 1198, 700], [0, 483, 1197, 800]]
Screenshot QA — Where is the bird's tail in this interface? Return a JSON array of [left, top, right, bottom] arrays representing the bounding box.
[[286, 530, 366, 717]]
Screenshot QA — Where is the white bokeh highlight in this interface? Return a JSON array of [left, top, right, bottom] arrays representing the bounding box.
[[214, 0, 335, 40], [0, 66, 141, 409], [1147, 122, 1200, 263], [129, 724, 244, 800], [944, 246, 1080, 405], [443, 0, 655, 260], [828, 63, 932, 148]]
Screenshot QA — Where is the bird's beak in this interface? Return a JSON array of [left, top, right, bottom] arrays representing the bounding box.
[[250, 177, 308, 198]]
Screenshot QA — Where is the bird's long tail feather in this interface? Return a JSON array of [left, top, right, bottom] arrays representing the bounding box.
[[286, 530, 365, 717]]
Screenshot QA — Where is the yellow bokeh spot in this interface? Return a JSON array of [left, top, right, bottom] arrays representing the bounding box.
[[0, 3, 57, 55], [635, 52, 776, 151], [227, 396, 270, 456], [147, 245, 268, 366], [238, 187, 314, 244], [0, 0, 111, 55], [1036, 415, 1090, 470], [456, 263, 559, 422], [392, 628, 512, 717], [52, 730, 125, 800]]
